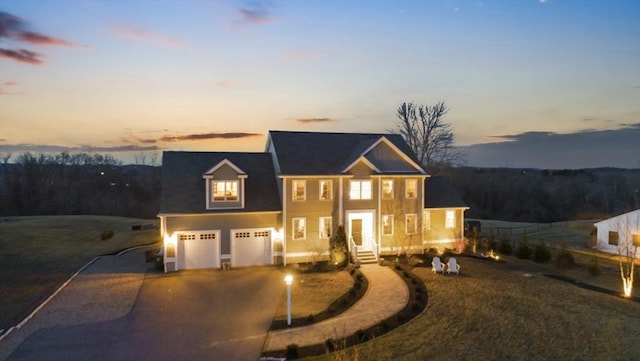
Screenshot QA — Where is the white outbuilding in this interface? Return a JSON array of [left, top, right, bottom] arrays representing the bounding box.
[[594, 209, 640, 259]]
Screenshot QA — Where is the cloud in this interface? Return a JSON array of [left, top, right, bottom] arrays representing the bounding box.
[[112, 24, 182, 47], [214, 81, 233, 88], [0, 48, 43, 65], [3, 81, 17, 86], [0, 143, 160, 154], [296, 118, 336, 124], [135, 132, 261, 144], [461, 123, 640, 169], [237, 1, 274, 25], [0, 11, 86, 65]]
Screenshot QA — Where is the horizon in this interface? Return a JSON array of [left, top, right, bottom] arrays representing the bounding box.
[[1, 0, 639, 169]]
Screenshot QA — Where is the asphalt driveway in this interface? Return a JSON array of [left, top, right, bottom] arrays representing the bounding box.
[[6, 263, 285, 361]]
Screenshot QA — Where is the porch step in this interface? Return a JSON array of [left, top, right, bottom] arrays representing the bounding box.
[[357, 250, 378, 265]]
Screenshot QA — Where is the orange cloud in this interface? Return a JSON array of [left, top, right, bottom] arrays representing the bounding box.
[[4, 81, 17, 86], [15, 31, 86, 47], [134, 132, 261, 144], [296, 118, 336, 124], [113, 25, 182, 47]]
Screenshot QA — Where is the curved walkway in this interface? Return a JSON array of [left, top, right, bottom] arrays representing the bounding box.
[[263, 263, 409, 352]]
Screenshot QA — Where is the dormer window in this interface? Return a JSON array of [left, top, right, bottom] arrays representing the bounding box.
[[212, 181, 238, 201]]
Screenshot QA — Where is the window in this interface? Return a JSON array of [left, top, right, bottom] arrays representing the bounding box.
[[293, 218, 306, 240], [405, 179, 417, 199], [292, 180, 306, 201], [405, 214, 417, 235], [382, 179, 393, 199], [445, 210, 455, 229], [382, 215, 394, 236], [633, 234, 640, 247], [319, 217, 332, 239], [350, 180, 372, 200], [212, 181, 238, 201], [319, 180, 333, 200], [609, 231, 619, 246], [423, 210, 431, 231]]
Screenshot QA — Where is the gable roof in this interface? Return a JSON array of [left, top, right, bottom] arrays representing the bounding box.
[[267, 130, 424, 175], [159, 151, 280, 214], [424, 176, 468, 209], [203, 158, 247, 177]]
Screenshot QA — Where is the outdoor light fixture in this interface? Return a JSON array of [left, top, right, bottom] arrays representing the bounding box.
[[285, 274, 293, 326]]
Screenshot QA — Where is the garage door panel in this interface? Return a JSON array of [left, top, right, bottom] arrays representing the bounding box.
[[231, 229, 271, 267], [178, 231, 220, 270]]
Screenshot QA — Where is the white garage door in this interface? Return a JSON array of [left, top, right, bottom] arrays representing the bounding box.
[[177, 231, 220, 270], [231, 229, 271, 267]]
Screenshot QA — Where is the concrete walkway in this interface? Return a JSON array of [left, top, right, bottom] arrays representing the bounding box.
[[263, 264, 409, 352]]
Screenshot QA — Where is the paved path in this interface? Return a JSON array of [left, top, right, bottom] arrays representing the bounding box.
[[263, 264, 409, 352]]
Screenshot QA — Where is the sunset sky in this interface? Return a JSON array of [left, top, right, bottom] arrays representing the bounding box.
[[1, 0, 639, 169]]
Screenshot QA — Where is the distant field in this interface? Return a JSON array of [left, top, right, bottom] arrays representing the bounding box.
[[0, 215, 160, 333], [469, 218, 597, 248]]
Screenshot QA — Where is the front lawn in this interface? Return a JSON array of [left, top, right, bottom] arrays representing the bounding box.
[[303, 255, 640, 361], [0, 215, 159, 333]]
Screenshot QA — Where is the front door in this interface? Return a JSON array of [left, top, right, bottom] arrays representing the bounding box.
[[347, 211, 374, 251]]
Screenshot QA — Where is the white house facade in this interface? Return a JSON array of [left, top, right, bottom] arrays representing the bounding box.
[[594, 209, 640, 259]]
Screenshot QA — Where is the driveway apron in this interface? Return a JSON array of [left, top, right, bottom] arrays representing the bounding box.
[[6, 266, 284, 361]]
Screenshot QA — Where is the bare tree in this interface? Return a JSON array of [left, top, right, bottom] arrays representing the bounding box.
[[617, 212, 639, 298], [392, 101, 465, 173]]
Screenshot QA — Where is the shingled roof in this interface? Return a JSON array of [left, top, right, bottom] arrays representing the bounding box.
[[424, 176, 468, 209], [159, 152, 281, 214], [268, 130, 423, 175]]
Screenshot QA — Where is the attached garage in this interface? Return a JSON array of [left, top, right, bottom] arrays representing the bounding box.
[[231, 229, 272, 267], [177, 231, 220, 270]]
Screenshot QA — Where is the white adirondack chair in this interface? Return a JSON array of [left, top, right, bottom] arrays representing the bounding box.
[[432, 256, 445, 274], [447, 257, 461, 274]]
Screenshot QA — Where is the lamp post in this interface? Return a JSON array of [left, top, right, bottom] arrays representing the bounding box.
[[285, 274, 293, 326]]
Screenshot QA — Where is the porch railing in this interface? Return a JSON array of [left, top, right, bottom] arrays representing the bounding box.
[[349, 237, 358, 261]]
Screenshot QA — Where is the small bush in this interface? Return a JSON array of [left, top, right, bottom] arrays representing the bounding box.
[[379, 320, 389, 331], [354, 329, 366, 343], [402, 270, 410, 278], [306, 314, 314, 323], [100, 229, 114, 240], [587, 256, 601, 277], [325, 338, 336, 352], [533, 240, 552, 263], [515, 235, 532, 260], [394, 263, 402, 271], [286, 343, 300, 359], [555, 244, 575, 269], [497, 236, 513, 255]]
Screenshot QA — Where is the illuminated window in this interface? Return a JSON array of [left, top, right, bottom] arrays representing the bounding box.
[[319, 180, 333, 200], [350, 180, 372, 200], [608, 231, 619, 246], [319, 217, 332, 239], [633, 234, 640, 247], [445, 210, 455, 229], [405, 179, 417, 199], [382, 179, 393, 199], [292, 180, 306, 201], [212, 181, 238, 201], [423, 210, 431, 231], [293, 218, 306, 240], [405, 214, 417, 235], [382, 215, 394, 235]]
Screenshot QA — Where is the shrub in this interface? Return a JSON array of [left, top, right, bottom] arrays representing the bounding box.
[[329, 225, 348, 267], [402, 270, 410, 278], [325, 338, 336, 352], [587, 256, 601, 277], [354, 329, 366, 343], [286, 343, 299, 359], [379, 320, 389, 331], [515, 235, 532, 260], [533, 240, 552, 263], [306, 314, 314, 323], [100, 229, 114, 240], [497, 235, 513, 255], [555, 244, 575, 269]]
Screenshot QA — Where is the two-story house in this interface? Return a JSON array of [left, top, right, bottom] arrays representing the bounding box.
[[158, 130, 467, 272]]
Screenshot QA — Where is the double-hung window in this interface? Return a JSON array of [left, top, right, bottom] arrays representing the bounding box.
[[292, 180, 306, 201], [293, 218, 306, 240], [319, 217, 332, 239], [350, 180, 372, 200], [445, 210, 455, 229], [382, 215, 394, 236], [382, 179, 393, 199], [319, 180, 333, 200], [405, 179, 417, 199], [212, 181, 238, 201], [405, 214, 417, 235], [423, 210, 431, 231]]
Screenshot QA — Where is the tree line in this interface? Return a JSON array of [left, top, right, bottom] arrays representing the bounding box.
[[0, 152, 160, 219]]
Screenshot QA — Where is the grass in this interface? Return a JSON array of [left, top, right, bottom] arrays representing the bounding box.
[[0, 215, 159, 332], [303, 256, 640, 361], [472, 218, 596, 248]]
